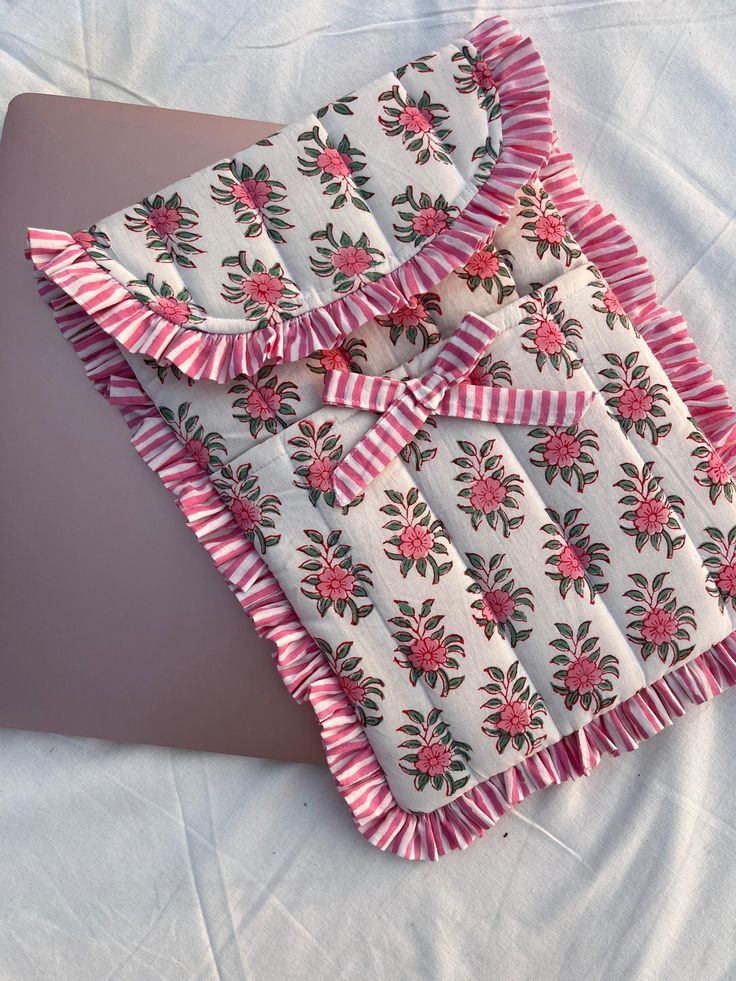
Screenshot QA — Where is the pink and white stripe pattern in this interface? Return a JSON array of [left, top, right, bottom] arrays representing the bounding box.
[[322, 310, 597, 506]]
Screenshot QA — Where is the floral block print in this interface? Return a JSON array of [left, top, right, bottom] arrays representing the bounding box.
[[520, 284, 582, 378], [309, 224, 385, 293], [451, 45, 500, 114], [518, 182, 581, 266], [314, 638, 385, 726], [453, 438, 525, 536], [624, 572, 696, 666], [221, 252, 301, 329], [471, 136, 500, 185], [541, 508, 610, 604], [588, 267, 633, 331], [614, 461, 685, 558], [549, 621, 619, 713], [479, 661, 547, 755], [400, 418, 438, 471], [71, 224, 110, 263], [381, 487, 452, 584], [389, 598, 465, 696], [527, 424, 600, 492], [395, 53, 437, 79], [210, 160, 293, 243], [212, 463, 281, 553], [142, 357, 195, 387], [391, 186, 459, 247], [123, 192, 204, 268], [688, 425, 735, 505], [159, 402, 227, 471], [465, 553, 534, 646], [455, 244, 515, 303], [129, 274, 206, 327], [377, 86, 455, 165], [698, 525, 736, 613], [288, 418, 364, 513], [466, 353, 512, 387], [599, 351, 672, 444], [228, 364, 300, 438], [315, 92, 358, 118], [307, 337, 367, 376], [375, 292, 442, 352], [298, 529, 373, 624], [296, 127, 373, 211], [397, 708, 471, 796]]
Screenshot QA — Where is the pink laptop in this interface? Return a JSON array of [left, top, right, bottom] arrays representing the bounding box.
[[0, 93, 325, 765]]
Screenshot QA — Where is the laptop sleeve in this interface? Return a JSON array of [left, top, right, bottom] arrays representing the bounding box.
[[26, 15, 736, 860]]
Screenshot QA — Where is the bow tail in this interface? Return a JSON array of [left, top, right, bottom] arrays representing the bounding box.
[[439, 385, 598, 426], [331, 396, 430, 507]]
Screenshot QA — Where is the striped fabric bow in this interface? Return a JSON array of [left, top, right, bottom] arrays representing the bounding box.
[[321, 311, 597, 507]]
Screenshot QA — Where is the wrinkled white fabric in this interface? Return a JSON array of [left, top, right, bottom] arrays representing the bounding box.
[[1, 0, 735, 978]]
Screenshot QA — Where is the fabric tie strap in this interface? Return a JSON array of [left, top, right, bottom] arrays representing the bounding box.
[[321, 311, 597, 506]]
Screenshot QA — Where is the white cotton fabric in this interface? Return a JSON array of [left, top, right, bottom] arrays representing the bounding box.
[[1, 1, 736, 978]]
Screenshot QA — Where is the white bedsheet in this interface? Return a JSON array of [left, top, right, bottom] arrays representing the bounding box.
[[1, 1, 735, 977]]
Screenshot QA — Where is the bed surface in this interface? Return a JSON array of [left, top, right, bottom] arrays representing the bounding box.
[[0, 1, 734, 976]]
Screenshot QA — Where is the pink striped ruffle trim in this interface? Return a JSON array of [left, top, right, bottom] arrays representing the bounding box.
[[540, 139, 736, 469], [24, 15, 553, 383], [25, 26, 736, 862]]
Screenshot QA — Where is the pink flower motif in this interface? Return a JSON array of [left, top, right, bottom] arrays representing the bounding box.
[[186, 438, 210, 469], [230, 496, 262, 532], [617, 386, 653, 421], [408, 636, 449, 672], [307, 457, 336, 492], [641, 607, 679, 645], [244, 386, 283, 421], [72, 230, 96, 250], [469, 476, 506, 513], [557, 543, 591, 580], [415, 741, 452, 776], [316, 147, 352, 178], [481, 588, 516, 624], [463, 249, 500, 279], [716, 562, 736, 597], [316, 565, 356, 601], [398, 105, 433, 133], [603, 289, 625, 315], [542, 432, 582, 468], [633, 498, 670, 535], [565, 658, 603, 694], [707, 451, 731, 485], [147, 205, 182, 237], [534, 213, 566, 245], [389, 297, 427, 328], [339, 675, 366, 704], [331, 245, 373, 277], [497, 699, 532, 736], [467, 363, 490, 385], [231, 178, 271, 209], [241, 273, 285, 306], [398, 524, 435, 559], [470, 59, 494, 90], [318, 347, 351, 372], [150, 295, 192, 325], [533, 318, 565, 355], [411, 207, 449, 238]]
